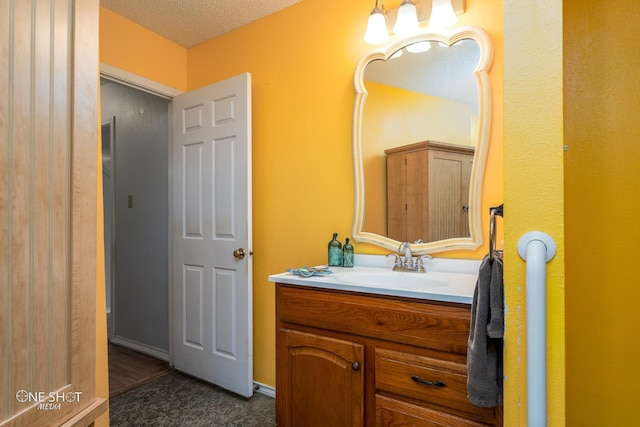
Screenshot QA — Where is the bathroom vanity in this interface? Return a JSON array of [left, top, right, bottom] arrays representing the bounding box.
[[271, 25, 500, 424], [270, 262, 502, 426]]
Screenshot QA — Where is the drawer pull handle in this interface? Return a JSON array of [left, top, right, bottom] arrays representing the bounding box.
[[411, 375, 446, 388]]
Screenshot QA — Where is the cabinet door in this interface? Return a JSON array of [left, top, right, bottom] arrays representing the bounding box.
[[405, 150, 429, 242], [428, 150, 473, 241], [277, 329, 364, 427], [387, 150, 430, 242], [386, 152, 408, 241]]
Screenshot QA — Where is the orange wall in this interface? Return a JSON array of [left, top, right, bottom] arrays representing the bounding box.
[[99, 8, 187, 92], [564, 0, 640, 423], [100, 0, 503, 393]]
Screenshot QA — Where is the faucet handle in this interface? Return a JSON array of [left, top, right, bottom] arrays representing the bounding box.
[[386, 253, 402, 266], [415, 255, 433, 269]]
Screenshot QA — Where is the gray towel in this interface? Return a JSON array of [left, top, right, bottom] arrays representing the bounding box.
[[467, 254, 504, 407]]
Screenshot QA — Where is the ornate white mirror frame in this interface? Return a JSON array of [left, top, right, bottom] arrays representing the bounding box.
[[351, 26, 493, 254]]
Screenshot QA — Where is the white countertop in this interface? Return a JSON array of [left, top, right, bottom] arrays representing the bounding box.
[[268, 255, 481, 304]]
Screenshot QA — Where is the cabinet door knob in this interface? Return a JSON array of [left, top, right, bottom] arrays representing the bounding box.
[[411, 375, 446, 388], [351, 362, 360, 371]]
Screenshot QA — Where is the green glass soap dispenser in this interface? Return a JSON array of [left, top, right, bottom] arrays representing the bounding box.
[[342, 238, 354, 267], [328, 232, 342, 267]]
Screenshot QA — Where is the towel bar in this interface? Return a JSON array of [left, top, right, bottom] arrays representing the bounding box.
[[489, 204, 503, 261]]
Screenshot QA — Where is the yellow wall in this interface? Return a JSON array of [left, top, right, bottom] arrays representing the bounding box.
[[363, 81, 475, 149], [503, 1, 565, 424], [564, 0, 640, 424], [99, 0, 503, 403]]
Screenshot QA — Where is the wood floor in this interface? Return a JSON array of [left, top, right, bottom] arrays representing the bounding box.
[[108, 343, 174, 398]]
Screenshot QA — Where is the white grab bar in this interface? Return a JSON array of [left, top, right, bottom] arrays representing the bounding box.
[[517, 231, 556, 427]]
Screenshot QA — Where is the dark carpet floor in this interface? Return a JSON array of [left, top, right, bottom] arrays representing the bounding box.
[[109, 371, 275, 426]]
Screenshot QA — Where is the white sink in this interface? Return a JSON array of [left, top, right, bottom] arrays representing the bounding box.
[[330, 267, 478, 303], [335, 270, 449, 290], [269, 258, 481, 304]]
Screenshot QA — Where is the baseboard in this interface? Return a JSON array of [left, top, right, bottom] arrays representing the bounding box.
[[253, 381, 275, 398], [109, 335, 170, 362]]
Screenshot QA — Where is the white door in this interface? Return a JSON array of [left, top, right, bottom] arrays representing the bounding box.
[[172, 73, 253, 397]]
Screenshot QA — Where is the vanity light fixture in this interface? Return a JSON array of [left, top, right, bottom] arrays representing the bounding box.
[[428, 0, 458, 29], [363, 0, 464, 45], [393, 0, 420, 37], [364, 0, 390, 45]]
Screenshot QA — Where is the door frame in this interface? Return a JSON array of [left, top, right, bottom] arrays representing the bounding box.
[[101, 117, 115, 339], [100, 63, 183, 365], [100, 65, 256, 390]]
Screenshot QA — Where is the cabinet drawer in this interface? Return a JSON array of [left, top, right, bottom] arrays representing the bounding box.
[[375, 349, 497, 421], [277, 284, 470, 354], [376, 395, 489, 427]]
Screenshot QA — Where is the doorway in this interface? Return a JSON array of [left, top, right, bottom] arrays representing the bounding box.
[[100, 78, 171, 360], [100, 69, 254, 398]]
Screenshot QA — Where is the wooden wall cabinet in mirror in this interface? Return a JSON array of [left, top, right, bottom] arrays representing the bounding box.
[[352, 27, 493, 254], [386, 141, 474, 243]]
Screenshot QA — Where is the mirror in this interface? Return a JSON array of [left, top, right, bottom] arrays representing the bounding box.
[[352, 27, 493, 254]]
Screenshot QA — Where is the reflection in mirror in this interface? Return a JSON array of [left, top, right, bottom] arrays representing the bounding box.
[[352, 27, 493, 254]]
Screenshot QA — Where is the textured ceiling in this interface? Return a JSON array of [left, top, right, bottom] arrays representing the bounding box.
[[100, 0, 301, 48]]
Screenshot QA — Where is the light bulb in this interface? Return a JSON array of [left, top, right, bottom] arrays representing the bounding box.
[[393, 0, 419, 37], [364, 6, 389, 44], [428, 0, 458, 29]]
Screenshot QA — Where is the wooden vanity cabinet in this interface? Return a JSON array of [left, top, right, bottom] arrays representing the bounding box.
[[276, 283, 502, 427], [278, 329, 364, 426], [385, 141, 474, 243]]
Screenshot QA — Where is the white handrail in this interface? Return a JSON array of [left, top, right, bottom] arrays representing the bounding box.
[[517, 231, 556, 427]]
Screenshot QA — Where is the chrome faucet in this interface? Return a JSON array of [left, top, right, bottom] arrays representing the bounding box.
[[399, 241, 413, 268], [386, 242, 433, 273]]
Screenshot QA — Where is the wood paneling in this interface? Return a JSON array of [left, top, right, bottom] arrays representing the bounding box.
[[0, 0, 105, 425]]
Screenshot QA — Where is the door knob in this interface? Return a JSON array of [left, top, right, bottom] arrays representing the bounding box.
[[233, 248, 246, 259]]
